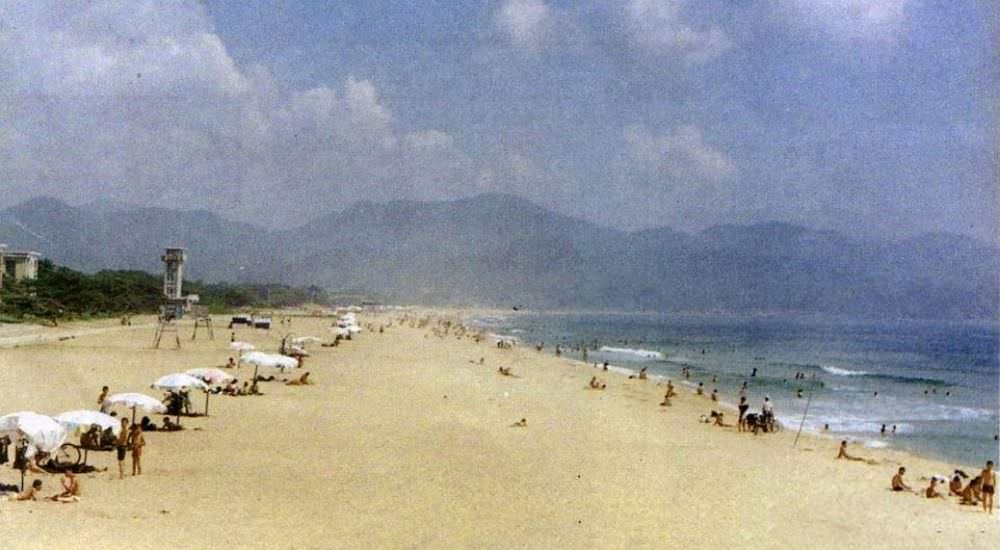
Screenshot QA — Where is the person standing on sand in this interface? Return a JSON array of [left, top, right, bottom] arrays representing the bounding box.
[[97, 386, 109, 413], [115, 418, 129, 479], [980, 461, 995, 514], [737, 397, 749, 432], [129, 424, 145, 476]]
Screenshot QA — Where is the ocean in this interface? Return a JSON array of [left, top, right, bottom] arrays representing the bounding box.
[[467, 312, 999, 467]]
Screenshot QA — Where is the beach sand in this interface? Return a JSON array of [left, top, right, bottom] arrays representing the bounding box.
[[0, 312, 997, 549]]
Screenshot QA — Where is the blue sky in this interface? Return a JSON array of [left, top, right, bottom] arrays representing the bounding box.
[[0, 1, 994, 241]]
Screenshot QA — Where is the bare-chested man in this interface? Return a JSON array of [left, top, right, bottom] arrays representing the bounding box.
[[980, 461, 995, 514], [836, 440, 865, 462], [891, 467, 912, 492]]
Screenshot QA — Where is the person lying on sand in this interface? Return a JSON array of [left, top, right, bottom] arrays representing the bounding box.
[[588, 376, 607, 390], [47, 471, 80, 503], [924, 477, 945, 499], [497, 367, 513, 377], [836, 440, 865, 462], [711, 411, 730, 427], [161, 417, 183, 432], [11, 479, 43, 501], [510, 418, 527, 428], [892, 467, 913, 492], [286, 372, 313, 386]]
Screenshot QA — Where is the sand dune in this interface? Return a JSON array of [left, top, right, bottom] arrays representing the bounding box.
[[0, 312, 996, 549]]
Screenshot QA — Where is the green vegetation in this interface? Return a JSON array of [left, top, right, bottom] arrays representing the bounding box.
[[0, 260, 330, 323]]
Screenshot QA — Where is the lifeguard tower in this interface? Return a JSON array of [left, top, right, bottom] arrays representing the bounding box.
[[153, 247, 187, 349]]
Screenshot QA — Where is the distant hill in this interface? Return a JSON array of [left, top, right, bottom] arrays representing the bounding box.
[[1, 195, 996, 320]]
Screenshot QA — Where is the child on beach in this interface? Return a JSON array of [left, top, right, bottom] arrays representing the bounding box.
[[129, 424, 145, 476], [115, 417, 129, 479], [9, 479, 42, 501], [924, 477, 944, 499], [891, 467, 912, 492], [48, 471, 81, 503], [980, 461, 995, 514], [97, 386, 110, 413]]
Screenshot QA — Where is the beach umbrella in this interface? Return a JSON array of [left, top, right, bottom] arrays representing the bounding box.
[[152, 373, 209, 420], [54, 410, 122, 436], [186, 367, 235, 386], [330, 326, 350, 337], [151, 373, 209, 392], [240, 351, 299, 381], [0, 411, 68, 458], [230, 341, 255, 352], [103, 392, 167, 423]]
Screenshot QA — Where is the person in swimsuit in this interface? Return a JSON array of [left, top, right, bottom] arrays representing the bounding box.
[[115, 418, 129, 480], [836, 440, 865, 462], [891, 467, 912, 492], [97, 386, 110, 413], [129, 424, 145, 476], [924, 477, 945, 499], [980, 461, 995, 514], [12, 479, 43, 501], [48, 471, 81, 503], [737, 397, 750, 432]]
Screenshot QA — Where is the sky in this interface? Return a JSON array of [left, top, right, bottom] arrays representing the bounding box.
[[0, 1, 995, 242]]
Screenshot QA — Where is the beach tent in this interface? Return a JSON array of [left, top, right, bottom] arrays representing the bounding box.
[[0, 411, 67, 459], [103, 392, 167, 423]]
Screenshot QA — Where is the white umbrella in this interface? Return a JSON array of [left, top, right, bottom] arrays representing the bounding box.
[[152, 373, 209, 392], [240, 351, 299, 370], [330, 326, 350, 337], [54, 410, 122, 436], [186, 367, 235, 386], [103, 392, 167, 423], [230, 341, 256, 352], [0, 411, 68, 458]]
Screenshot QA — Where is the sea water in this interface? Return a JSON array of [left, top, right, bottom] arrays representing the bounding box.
[[469, 312, 999, 467]]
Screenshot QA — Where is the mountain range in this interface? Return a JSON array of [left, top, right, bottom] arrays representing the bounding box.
[[1, 195, 996, 320]]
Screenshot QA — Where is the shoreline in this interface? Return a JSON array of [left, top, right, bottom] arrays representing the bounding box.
[[1, 309, 997, 548]]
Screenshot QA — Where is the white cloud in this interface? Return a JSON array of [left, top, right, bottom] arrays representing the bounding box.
[[0, 0, 481, 225], [495, 0, 554, 51], [780, 0, 911, 42], [624, 0, 730, 63], [623, 124, 736, 182]]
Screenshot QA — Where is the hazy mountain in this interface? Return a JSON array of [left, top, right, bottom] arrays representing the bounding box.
[[1, 195, 996, 320]]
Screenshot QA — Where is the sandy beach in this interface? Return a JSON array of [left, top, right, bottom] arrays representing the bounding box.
[[0, 311, 996, 549]]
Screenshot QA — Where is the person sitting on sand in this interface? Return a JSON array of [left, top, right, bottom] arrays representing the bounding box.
[[710, 388, 718, 402], [960, 476, 982, 505], [497, 366, 512, 377], [222, 379, 239, 396], [510, 418, 527, 428], [696, 382, 704, 396], [836, 440, 865, 462], [80, 425, 101, 448], [892, 467, 912, 492], [588, 376, 606, 390], [286, 372, 313, 386], [48, 471, 81, 503], [161, 417, 183, 432], [638, 367, 648, 380], [226, 357, 236, 369], [11, 479, 43, 501], [924, 477, 945, 499], [238, 382, 250, 396], [950, 474, 965, 496], [140, 416, 158, 432]]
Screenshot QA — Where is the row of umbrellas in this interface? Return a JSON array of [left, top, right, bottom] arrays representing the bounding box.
[[2, 352, 302, 458]]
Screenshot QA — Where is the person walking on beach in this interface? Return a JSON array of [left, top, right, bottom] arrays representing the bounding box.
[[980, 461, 995, 514], [97, 386, 109, 413], [115, 418, 129, 480], [129, 423, 146, 476], [737, 396, 749, 432]]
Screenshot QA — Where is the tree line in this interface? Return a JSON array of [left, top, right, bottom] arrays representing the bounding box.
[[0, 260, 331, 323]]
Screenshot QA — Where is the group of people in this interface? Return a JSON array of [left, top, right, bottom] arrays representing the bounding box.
[[891, 461, 996, 513]]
